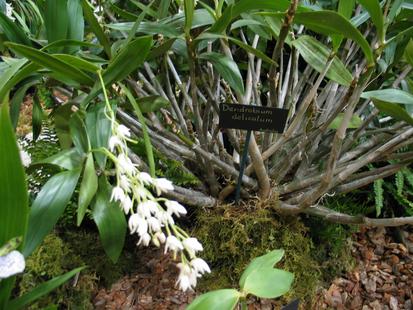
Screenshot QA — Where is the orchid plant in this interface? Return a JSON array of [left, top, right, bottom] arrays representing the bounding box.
[[98, 73, 211, 291]]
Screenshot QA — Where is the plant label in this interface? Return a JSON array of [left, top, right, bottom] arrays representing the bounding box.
[[219, 103, 289, 133]]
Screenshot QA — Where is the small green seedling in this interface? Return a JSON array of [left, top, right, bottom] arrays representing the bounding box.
[[187, 249, 294, 310]]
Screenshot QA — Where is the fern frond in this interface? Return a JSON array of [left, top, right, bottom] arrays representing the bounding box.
[[395, 170, 404, 196], [373, 178, 384, 217]]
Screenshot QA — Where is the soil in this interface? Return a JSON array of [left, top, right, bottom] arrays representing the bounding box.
[[93, 226, 413, 310]]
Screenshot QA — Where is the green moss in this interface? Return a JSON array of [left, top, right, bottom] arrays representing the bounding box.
[[16, 229, 139, 309], [304, 196, 359, 283], [60, 229, 139, 287], [17, 234, 94, 310], [193, 203, 321, 302]]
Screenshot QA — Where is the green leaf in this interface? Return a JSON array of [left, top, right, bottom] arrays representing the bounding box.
[[0, 11, 31, 45], [10, 80, 38, 130], [104, 36, 152, 86], [69, 112, 90, 155], [186, 289, 240, 310], [129, 0, 157, 18], [54, 54, 100, 73], [404, 39, 413, 66], [338, 0, 355, 19], [66, 0, 84, 54], [34, 148, 83, 170], [361, 89, 413, 104], [292, 35, 353, 86], [229, 0, 310, 21], [386, 26, 413, 46], [387, 0, 403, 24], [87, 36, 153, 102], [0, 102, 28, 223], [32, 94, 43, 141], [147, 38, 176, 60], [209, 4, 233, 34], [85, 104, 112, 169], [293, 10, 374, 64], [212, 1, 301, 39], [372, 99, 413, 126], [92, 177, 127, 263], [110, 3, 139, 21], [0, 62, 40, 104], [196, 33, 276, 65], [184, 0, 195, 35], [159, 0, 171, 19], [106, 21, 180, 37], [242, 268, 294, 298], [199, 52, 244, 94], [44, 0, 68, 52], [5, 42, 94, 86], [81, 0, 111, 58], [137, 95, 170, 113], [7, 267, 85, 310], [332, 0, 355, 49], [51, 103, 74, 149], [0, 102, 29, 307], [239, 250, 293, 299], [77, 153, 98, 226], [0, 58, 27, 103], [23, 169, 81, 257], [357, 0, 385, 43], [239, 249, 285, 288], [329, 113, 363, 129], [122, 86, 156, 177], [41, 39, 100, 52]]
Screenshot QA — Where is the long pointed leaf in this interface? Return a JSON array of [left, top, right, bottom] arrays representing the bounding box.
[[5, 42, 94, 86], [0, 11, 31, 45], [77, 153, 98, 226], [293, 10, 374, 65], [23, 169, 81, 257], [81, 0, 111, 58], [92, 177, 126, 263], [0, 59, 27, 103], [358, 0, 384, 43], [292, 35, 353, 86], [44, 0, 68, 52], [67, 0, 84, 54], [372, 99, 413, 126], [332, 0, 355, 49], [199, 52, 244, 95], [86, 36, 153, 103], [361, 89, 413, 104], [7, 267, 85, 310], [0, 102, 29, 307], [85, 104, 111, 169]]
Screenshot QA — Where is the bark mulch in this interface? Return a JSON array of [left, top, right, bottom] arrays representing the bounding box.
[[314, 226, 413, 310], [93, 227, 413, 309]]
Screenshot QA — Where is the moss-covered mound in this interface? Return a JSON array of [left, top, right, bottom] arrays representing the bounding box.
[[193, 202, 322, 301], [16, 230, 139, 310]]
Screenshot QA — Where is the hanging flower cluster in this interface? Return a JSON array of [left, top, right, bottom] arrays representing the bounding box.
[[0, 250, 25, 280], [102, 103, 210, 292], [5, 2, 15, 22], [18, 142, 31, 168]]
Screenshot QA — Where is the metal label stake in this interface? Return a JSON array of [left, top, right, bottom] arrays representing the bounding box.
[[235, 130, 252, 203]]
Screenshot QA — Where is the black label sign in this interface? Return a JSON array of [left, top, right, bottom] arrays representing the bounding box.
[[219, 103, 289, 133]]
